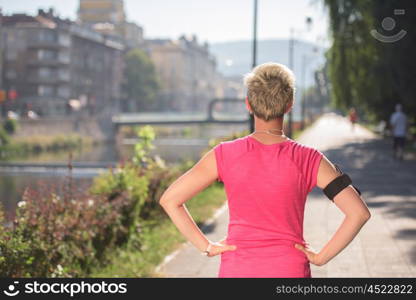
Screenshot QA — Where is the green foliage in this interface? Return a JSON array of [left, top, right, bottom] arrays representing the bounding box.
[[0, 127, 10, 146], [90, 163, 149, 250], [123, 49, 159, 111], [139, 158, 183, 219], [0, 125, 161, 277], [0, 124, 231, 277], [0, 117, 18, 145], [323, 0, 416, 124], [90, 184, 226, 277], [181, 127, 193, 137], [3, 118, 18, 135], [0, 134, 90, 160], [0, 181, 133, 277], [132, 125, 156, 166]]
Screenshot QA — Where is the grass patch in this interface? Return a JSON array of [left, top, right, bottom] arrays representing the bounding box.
[[89, 183, 226, 277], [0, 134, 93, 160]]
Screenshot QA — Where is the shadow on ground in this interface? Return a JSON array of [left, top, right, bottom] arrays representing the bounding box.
[[197, 221, 217, 234], [312, 136, 416, 267], [395, 229, 416, 265]]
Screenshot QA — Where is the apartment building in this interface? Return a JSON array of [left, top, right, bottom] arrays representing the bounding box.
[[0, 9, 124, 116]]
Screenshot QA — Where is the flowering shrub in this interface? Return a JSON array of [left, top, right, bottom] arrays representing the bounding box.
[[0, 125, 201, 277], [139, 157, 181, 219], [89, 162, 149, 252], [0, 178, 133, 277]]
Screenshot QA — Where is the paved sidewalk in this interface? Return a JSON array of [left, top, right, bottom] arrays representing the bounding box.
[[156, 113, 416, 277]]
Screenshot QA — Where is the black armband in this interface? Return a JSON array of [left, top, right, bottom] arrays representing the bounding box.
[[323, 164, 361, 201]]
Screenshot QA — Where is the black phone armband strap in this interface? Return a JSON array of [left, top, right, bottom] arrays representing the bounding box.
[[323, 164, 361, 201]]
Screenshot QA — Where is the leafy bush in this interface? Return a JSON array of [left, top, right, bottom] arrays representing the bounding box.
[[3, 118, 18, 135], [139, 157, 182, 219], [0, 127, 10, 146], [90, 163, 149, 250], [0, 179, 132, 277], [90, 125, 178, 244], [0, 126, 157, 277], [0, 124, 223, 277], [0, 134, 91, 161], [132, 125, 155, 166]]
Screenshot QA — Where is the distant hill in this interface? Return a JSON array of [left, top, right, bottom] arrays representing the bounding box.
[[210, 39, 326, 87]]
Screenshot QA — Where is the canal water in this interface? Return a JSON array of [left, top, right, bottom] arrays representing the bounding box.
[[0, 124, 247, 221]]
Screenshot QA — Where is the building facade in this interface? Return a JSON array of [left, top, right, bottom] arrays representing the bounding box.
[[0, 10, 3, 98], [123, 21, 144, 50], [0, 9, 124, 116], [146, 35, 219, 112], [78, 0, 144, 50], [78, 0, 125, 33]]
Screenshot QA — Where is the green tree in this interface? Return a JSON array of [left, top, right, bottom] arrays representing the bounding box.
[[323, 0, 416, 124], [123, 49, 159, 112], [3, 118, 18, 135]]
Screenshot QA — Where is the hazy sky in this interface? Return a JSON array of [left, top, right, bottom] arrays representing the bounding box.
[[0, 0, 329, 45]]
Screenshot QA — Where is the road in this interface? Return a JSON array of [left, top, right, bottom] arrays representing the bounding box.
[[155, 113, 416, 277]]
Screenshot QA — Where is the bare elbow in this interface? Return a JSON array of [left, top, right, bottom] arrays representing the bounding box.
[[159, 195, 179, 209], [159, 196, 169, 207], [359, 200, 371, 222], [159, 186, 172, 206], [362, 210, 371, 222], [350, 209, 371, 223]]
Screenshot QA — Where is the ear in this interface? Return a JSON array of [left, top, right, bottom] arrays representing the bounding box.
[[245, 96, 252, 113], [285, 100, 294, 114]]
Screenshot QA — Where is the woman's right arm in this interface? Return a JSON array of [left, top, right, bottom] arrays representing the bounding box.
[[295, 155, 371, 266]]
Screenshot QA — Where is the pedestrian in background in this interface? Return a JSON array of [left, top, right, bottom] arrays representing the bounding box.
[[348, 107, 358, 131], [389, 103, 408, 161]]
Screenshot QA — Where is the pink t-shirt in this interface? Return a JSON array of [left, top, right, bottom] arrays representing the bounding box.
[[213, 135, 323, 277]]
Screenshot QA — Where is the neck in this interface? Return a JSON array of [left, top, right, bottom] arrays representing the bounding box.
[[254, 116, 284, 131]]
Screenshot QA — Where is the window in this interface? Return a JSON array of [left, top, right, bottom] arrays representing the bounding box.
[[58, 51, 70, 63], [38, 49, 57, 60], [57, 86, 70, 98], [38, 67, 53, 78], [6, 69, 17, 79], [58, 69, 70, 81], [58, 33, 70, 46], [38, 85, 55, 96], [6, 51, 17, 61], [38, 30, 56, 42]]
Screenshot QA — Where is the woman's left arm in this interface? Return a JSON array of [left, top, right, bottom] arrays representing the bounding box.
[[159, 148, 236, 256]]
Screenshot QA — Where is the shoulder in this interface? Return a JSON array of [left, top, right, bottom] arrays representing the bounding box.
[[213, 136, 249, 161], [289, 141, 325, 191], [214, 136, 247, 151], [286, 140, 324, 166], [288, 140, 322, 155]]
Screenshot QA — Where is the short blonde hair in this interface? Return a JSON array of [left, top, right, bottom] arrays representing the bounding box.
[[244, 62, 295, 121]]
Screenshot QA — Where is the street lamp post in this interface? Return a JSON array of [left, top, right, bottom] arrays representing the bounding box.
[[287, 17, 313, 138], [287, 28, 294, 138], [249, 0, 258, 133], [300, 48, 319, 130], [300, 54, 307, 131]]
